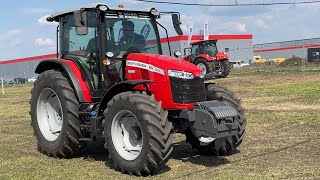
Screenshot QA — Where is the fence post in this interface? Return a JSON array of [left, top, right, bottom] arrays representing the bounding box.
[[259, 46, 262, 71], [301, 44, 305, 72], [1, 77, 4, 95]]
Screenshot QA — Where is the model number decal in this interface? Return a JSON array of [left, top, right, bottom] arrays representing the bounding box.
[[128, 70, 136, 74], [126, 60, 165, 75]]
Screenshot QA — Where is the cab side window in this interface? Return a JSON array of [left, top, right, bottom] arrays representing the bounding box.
[[61, 12, 100, 90]]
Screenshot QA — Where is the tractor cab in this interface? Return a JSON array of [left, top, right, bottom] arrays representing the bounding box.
[[187, 40, 218, 60], [46, 4, 182, 98]]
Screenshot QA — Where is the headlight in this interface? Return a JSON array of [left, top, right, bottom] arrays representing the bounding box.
[[168, 70, 194, 79]]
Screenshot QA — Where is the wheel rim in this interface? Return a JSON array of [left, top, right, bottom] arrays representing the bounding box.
[[197, 63, 207, 74], [37, 88, 63, 141], [217, 61, 224, 74], [111, 110, 143, 161]]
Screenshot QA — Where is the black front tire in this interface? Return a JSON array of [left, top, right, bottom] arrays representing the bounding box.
[[102, 92, 174, 175], [30, 70, 83, 158], [185, 84, 246, 155], [217, 59, 231, 77]]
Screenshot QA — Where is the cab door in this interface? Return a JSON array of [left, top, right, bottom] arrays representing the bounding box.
[[61, 11, 103, 99]]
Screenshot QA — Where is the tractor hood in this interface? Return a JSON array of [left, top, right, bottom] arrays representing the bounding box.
[[126, 53, 203, 77]]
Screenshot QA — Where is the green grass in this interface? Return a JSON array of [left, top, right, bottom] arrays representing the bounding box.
[[1, 69, 320, 179], [231, 63, 320, 76], [257, 81, 320, 97]]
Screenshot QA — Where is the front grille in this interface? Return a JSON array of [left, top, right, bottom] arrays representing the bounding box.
[[170, 77, 206, 104]]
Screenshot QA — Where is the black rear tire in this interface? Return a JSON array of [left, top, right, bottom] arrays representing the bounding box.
[[194, 58, 215, 74], [30, 70, 83, 158], [102, 92, 173, 175], [185, 84, 246, 155]]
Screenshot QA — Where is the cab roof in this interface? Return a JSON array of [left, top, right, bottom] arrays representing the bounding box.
[[190, 39, 217, 45], [51, 3, 155, 21]]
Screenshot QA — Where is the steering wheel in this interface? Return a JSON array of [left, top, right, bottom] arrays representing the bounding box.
[[112, 41, 142, 57], [127, 46, 141, 53], [122, 47, 141, 58]]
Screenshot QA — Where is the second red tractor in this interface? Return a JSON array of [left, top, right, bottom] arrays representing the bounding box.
[[183, 40, 231, 77]]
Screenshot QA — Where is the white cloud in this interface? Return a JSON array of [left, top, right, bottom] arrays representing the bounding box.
[[124, 2, 320, 43], [235, 23, 247, 32], [174, 3, 320, 43], [34, 38, 54, 46], [170, 14, 248, 35], [37, 15, 58, 26], [22, 8, 51, 14], [0, 29, 22, 40], [211, 21, 247, 34], [9, 38, 22, 47], [254, 19, 269, 29], [0, 29, 23, 47]]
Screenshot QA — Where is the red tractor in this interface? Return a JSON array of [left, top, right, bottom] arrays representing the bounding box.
[[183, 40, 231, 77], [30, 4, 246, 176]]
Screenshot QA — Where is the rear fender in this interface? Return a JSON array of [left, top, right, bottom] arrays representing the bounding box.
[[35, 58, 92, 102], [97, 80, 153, 116], [195, 54, 214, 61]]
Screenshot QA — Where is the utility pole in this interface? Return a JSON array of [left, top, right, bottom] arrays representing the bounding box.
[[24, 72, 27, 84], [301, 44, 306, 72]]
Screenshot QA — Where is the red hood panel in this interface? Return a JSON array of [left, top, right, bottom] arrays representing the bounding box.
[[127, 54, 203, 77]]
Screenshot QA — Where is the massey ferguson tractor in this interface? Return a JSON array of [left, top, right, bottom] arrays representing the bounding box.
[[183, 40, 231, 77], [30, 4, 246, 176]]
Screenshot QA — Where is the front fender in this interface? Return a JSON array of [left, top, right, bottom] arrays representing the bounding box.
[[97, 80, 153, 116], [216, 52, 229, 61], [196, 54, 214, 61]]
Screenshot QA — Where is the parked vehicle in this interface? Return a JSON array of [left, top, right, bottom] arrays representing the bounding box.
[[9, 77, 27, 84], [28, 77, 37, 82], [230, 60, 250, 68]]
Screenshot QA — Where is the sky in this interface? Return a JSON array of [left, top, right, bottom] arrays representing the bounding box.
[[0, 0, 320, 61]]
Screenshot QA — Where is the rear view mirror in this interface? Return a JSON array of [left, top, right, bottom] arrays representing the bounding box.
[[74, 10, 88, 35], [184, 48, 191, 55], [172, 14, 183, 36], [174, 50, 182, 58]]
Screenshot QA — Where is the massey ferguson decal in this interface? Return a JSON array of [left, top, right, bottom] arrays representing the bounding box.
[[126, 60, 165, 75]]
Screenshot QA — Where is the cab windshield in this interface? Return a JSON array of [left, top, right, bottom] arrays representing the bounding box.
[[192, 42, 218, 57], [105, 16, 161, 58]]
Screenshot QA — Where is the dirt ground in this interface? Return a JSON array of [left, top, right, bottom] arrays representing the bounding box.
[[0, 71, 320, 179]]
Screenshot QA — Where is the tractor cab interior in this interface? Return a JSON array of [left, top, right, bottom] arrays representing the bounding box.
[[104, 15, 162, 86], [104, 17, 160, 58]]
